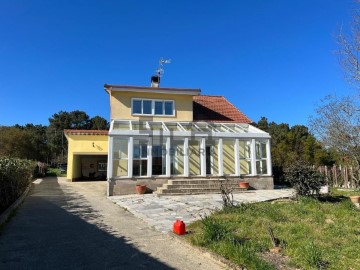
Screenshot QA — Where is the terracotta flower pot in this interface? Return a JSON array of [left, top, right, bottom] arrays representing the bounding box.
[[350, 195, 360, 204], [135, 184, 147, 194], [239, 181, 250, 189]]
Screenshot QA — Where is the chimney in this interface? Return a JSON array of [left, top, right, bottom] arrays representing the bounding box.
[[151, 75, 160, 88]]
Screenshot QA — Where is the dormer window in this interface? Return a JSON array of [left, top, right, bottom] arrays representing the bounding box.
[[132, 98, 175, 116]]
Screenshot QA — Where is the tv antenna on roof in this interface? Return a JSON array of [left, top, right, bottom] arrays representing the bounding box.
[[156, 57, 171, 77], [151, 58, 171, 87]]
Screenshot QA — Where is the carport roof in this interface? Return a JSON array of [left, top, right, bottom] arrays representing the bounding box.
[[64, 130, 108, 135]]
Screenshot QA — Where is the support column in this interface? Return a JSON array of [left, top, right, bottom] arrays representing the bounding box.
[[200, 137, 206, 176], [218, 138, 223, 176], [251, 139, 256, 176], [107, 136, 114, 179], [184, 138, 189, 177], [166, 137, 171, 177], [147, 138, 152, 177], [107, 136, 114, 197], [266, 139, 272, 176], [234, 139, 240, 176], [128, 137, 133, 178]]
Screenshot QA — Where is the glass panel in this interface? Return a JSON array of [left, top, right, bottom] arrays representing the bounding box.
[[133, 160, 140, 176], [133, 145, 140, 159], [206, 145, 212, 174], [223, 139, 235, 175], [143, 100, 152, 114], [194, 123, 211, 132], [113, 138, 128, 159], [164, 101, 173, 115], [112, 159, 128, 176], [154, 101, 163, 115], [113, 121, 130, 130], [256, 160, 267, 175], [255, 142, 261, 159], [140, 160, 147, 176], [189, 139, 200, 175], [240, 160, 252, 174], [132, 121, 148, 131], [181, 123, 200, 132], [255, 141, 267, 159], [152, 145, 166, 175], [239, 141, 251, 159], [141, 144, 147, 158], [171, 140, 184, 175], [234, 124, 248, 133], [149, 122, 164, 131], [165, 123, 181, 131], [261, 142, 267, 158], [132, 100, 141, 114]]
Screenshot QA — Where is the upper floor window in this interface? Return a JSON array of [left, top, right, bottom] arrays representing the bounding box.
[[132, 99, 175, 116]]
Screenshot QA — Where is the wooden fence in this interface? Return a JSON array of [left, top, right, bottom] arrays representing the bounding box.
[[317, 165, 359, 188]]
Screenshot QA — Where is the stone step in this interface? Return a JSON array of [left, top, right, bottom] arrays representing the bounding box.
[[168, 179, 240, 185], [163, 183, 241, 189], [156, 186, 248, 194]]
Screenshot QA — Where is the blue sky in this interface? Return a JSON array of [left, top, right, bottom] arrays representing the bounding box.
[[0, 0, 356, 127]]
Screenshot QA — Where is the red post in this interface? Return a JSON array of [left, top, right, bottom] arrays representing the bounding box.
[[173, 220, 186, 235]]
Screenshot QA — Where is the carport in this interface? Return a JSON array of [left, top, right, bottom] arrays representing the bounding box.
[[64, 130, 108, 181]]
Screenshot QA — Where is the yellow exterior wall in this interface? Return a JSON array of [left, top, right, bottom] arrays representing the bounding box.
[[66, 134, 108, 180], [110, 91, 194, 121], [223, 139, 235, 175]]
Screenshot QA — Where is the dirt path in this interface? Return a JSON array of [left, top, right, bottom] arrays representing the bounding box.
[[0, 177, 226, 270]]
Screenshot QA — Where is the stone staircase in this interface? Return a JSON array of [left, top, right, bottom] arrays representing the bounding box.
[[155, 177, 248, 195]]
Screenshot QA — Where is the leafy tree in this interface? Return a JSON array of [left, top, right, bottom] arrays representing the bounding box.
[[47, 110, 108, 163], [255, 117, 336, 184], [90, 116, 109, 130], [0, 126, 35, 159]]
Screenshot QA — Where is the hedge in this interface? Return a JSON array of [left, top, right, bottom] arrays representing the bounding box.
[[0, 157, 35, 214]]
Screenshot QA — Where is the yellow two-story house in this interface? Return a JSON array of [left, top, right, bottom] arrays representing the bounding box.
[[65, 76, 273, 196]]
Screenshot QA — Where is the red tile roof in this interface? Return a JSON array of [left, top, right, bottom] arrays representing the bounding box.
[[64, 129, 108, 135], [193, 95, 252, 123]]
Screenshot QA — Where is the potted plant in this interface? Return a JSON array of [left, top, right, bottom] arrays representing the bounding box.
[[349, 195, 360, 205], [239, 181, 250, 189], [135, 184, 147, 194]]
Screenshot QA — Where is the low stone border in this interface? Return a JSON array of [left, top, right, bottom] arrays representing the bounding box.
[[0, 184, 32, 226]]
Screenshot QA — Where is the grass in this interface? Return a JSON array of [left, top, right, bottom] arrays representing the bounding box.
[[46, 167, 66, 177], [186, 190, 360, 270]]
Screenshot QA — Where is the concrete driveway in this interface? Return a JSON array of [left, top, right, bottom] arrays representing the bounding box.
[[0, 177, 225, 270]]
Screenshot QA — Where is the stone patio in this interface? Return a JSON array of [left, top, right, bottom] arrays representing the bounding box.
[[109, 189, 294, 233]]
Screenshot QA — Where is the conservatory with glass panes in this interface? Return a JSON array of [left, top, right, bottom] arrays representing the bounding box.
[[108, 120, 272, 179]]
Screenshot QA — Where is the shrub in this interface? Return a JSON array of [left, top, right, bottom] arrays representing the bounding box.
[[0, 157, 35, 214], [285, 161, 327, 197]]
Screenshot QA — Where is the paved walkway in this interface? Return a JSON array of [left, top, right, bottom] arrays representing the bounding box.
[[109, 189, 294, 234], [0, 177, 226, 270]]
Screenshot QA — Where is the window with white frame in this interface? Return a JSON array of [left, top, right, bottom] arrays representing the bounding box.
[[255, 140, 268, 175], [132, 99, 174, 116]]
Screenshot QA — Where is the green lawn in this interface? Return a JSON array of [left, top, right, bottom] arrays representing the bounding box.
[[45, 168, 66, 177], [186, 191, 360, 270]]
